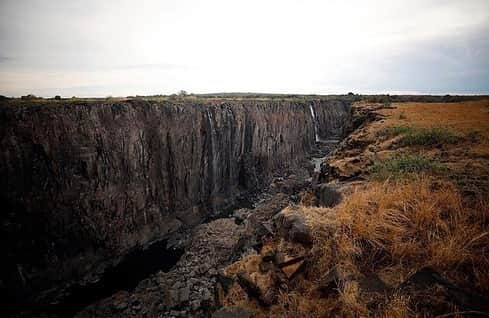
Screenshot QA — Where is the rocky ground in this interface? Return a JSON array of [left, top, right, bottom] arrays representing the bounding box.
[[68, 140, 339, 317]]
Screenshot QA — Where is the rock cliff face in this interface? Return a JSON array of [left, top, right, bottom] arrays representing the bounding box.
[[0, 98, 351, 304], [310, 100, 352, 138]]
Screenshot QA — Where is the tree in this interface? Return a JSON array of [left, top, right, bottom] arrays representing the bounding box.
[[54, 95, 61, 100], [21, 94, 37, 100]]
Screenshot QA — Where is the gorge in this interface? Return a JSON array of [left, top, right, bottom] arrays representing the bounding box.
[[0, 98, 353, 316]]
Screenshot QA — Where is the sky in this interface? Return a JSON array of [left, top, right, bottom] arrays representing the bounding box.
[[0, 0, 489, 97]]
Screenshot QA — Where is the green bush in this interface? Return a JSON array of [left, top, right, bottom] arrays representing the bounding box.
[[382, 125, 416, 136], [382, 125, 459, 146], [369, 154, 445, 179]]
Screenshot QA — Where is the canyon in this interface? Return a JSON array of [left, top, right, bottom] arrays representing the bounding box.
[[0, 98, 352, 316]]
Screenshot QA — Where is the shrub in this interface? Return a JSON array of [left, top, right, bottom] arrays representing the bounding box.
[[21, 94, 37, 100], [382, 125, 415, 136], [382, 125, 459, 146], [369, 154, 444, 179]]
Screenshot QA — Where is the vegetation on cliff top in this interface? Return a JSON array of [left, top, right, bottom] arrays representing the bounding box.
[[369, 154, 445, 179], [382, 125, 460, 146]]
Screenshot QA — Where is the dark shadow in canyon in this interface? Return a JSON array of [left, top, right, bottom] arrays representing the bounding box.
[[29, 240, 184, 317]]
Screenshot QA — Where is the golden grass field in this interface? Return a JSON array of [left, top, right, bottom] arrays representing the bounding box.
[[380, 100, 489, 134]]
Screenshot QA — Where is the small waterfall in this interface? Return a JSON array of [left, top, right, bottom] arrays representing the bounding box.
[[206, 109, 217, 156], [206, 109, 217, 195], [207, 109, 215, 134], [309, 104, 320, 142]]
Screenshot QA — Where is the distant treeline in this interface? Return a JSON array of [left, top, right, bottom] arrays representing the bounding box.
[[357, 94, 489, 103], [1, 93, 488, 103], [171, 92, 489, 103]]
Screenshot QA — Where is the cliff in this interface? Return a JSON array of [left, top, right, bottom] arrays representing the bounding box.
[[0, 98, 351, 305]]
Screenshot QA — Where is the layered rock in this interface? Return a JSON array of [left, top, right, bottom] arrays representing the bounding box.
[[0, 98, 351, 306]]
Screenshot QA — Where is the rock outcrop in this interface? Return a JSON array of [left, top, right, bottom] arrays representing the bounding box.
[[0, 98, 351, 309]]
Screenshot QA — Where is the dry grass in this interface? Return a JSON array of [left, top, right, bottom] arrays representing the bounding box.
[[223, 177, 489, 317], [376, 100, 489, 136], [332, 177, 488, 281], [378, 294, 411, 318], [307, 177, 489, 317]]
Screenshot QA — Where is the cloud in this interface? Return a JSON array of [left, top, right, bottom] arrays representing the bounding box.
[[110, 63, 188, 71], [1, 0, 489, 96], [314, 23, 489, 95]]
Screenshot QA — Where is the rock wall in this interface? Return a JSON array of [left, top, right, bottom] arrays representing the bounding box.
[[310, 100, 352, 139], [0, 98, 351, 300]]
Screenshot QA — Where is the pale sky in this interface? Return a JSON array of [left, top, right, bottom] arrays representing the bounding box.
[[1, 0, 489, 97]]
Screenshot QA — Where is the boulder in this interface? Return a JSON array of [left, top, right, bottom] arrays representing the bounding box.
[[274, 211, 313, 245], [314, 183, 342, 207], [399, 267, 489, 313], [236, 272, 278, 306]]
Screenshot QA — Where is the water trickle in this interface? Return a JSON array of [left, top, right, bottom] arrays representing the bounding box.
[[206, 109, 218, 195], [206, 109, 215, 134], [309, 104, 320, 142]]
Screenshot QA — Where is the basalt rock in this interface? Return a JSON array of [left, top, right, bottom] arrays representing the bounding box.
[[273, 210, 313, 245], [314, 183, 342, 207], [398, 267, 489, 314], [0, 98, 351, 310]]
